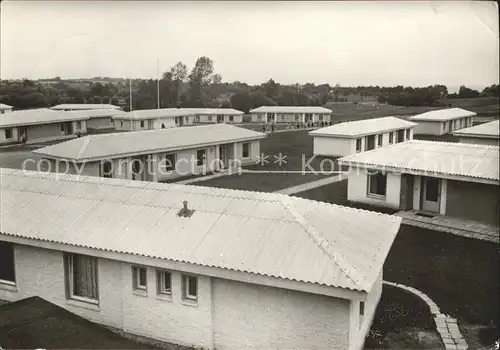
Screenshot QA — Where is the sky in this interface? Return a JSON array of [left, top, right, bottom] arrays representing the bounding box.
[[1, 1, 498, 91]]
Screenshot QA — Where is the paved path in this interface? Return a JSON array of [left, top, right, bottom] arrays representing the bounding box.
[[395, 210, 499, 243], [174, 167, 241, 185], [384, 281, 468, 350], [274, 172, 348, 195]]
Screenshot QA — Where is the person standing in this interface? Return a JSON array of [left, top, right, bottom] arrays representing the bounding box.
[[271, 122, 275, 133]]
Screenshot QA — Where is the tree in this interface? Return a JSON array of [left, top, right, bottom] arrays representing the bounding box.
[[170, 61, 188, 106], [458, 85, 480, 99], [211, 73, 222, 85], [188, 56, 216, 106]]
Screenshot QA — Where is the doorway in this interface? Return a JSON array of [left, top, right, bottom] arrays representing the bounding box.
[[396, 129, 405, 143], [421, 177, 441, 212], [365, 135, 375, 151], [267, 113, 275, 123], [217, 115, 224, 123], [131, 157, 146, 181], [219, 144, 229, 169]]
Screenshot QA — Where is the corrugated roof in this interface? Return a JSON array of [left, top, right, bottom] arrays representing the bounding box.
[[0, 168, 402, 292], [249, 106, 332, 114], [0, 103, 13, 110], [62, 109, 125, 119], [51, 104, 122, 110], [33, 124, 266, 161], [338, 140, 499, 182], [0, 108, 90, 128], [452, 120, 499, 139], [409, 108, 476, 121], [113, 108, 244, 121], [310, 117, 417, 137]]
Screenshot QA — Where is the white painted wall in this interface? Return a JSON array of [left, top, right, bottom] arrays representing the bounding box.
[[212, 278, 350, 350], [1, 242, 370, 350], [87, 117, 114, 130], [152, 117, 176, 129], [412, 121, 445, 135], [313, 136, 355, 157], [0, 127, 20, 144], [198, 115, 243, 123], [347, 169, 402, 208], [251, 113, 331, 123]]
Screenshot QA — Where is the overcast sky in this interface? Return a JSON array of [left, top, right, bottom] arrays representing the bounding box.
[[1, 1, 498, 91]]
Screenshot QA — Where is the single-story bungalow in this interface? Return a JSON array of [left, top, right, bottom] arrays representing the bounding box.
[[338, 140, 499, 226], [33, 124, 265, 181], [112, 108, 197, 131], [0, 108, 88, 145], [0, 103, 13, 114], [0, 168, 403, 350], [452, 120, 499, 146], [249, 106, 333, 124], [62, 109, 126, 130], [182, 108, 244, 124], [408, 108, 476, 135], [51, 103, 122, 111], [309, 117, 417, 157]]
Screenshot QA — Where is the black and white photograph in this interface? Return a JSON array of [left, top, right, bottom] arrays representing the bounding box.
[[0, 1, 498, 349]]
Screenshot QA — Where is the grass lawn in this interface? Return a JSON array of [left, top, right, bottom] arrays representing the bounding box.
[[385, 225, 500, 346], [365, 284, 443, 349], [190, 172, 335, 192]]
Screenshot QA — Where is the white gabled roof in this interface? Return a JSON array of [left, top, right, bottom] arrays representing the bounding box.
[[309, 117, 417, 138], [0, 103, 13, 110], [0, 168, 402, 293], [113, 108, 245, 121], [409, 108, 476, 122], [338, 140, 499, 183], [51, 104, 122, 111], [250, 106, 332, 114], [34, 124, 266, 161], [453, 120, 499, 139], [62, 109, 126, 119], [0, 108, 90, 128]]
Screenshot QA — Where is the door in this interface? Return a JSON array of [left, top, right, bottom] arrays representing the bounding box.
[[131, 157, 146, 181], [396, 129, 405, 143], [217, 115, 224, 123], [399, 174, 414, 210], [218, 145, 227, 169], [267, 113, 274, 123], [421, 177, 441, 212]]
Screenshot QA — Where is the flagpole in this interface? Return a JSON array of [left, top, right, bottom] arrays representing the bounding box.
[[157, 58, 160, 109], [128, 60, 133, 112]]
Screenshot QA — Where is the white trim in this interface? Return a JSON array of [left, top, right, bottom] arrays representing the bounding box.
[[65, 253, 99, 304], [158, 270, 172, 295]]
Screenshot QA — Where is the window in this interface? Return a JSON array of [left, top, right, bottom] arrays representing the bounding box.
[[360, 301, 365, 316], [100, 160, 113, 178], [242, 143, 250, 158], [5, 128, 12, 139], [163, 153, 176, 171], [389, 132, 394, 144], [355, 138, 362, 152], [76, 121, 82, 129], [196, 149, 206, 166], [195, 116, 200, 123], [0, 241, 15, 285], [280, 115, 285, 121], [157, 270, 172, 295], [132, 266, 147, 291], [229, 115, 234, 122], [406, 129, 410, 140], [367, 172, 387, 197], [257, 115, 262, 121], [377, 134, 383, 146], [319, 115, 323, 121], [140, 121, 145, 128], [65, 253, 99, 303], [295, 114, 299, 121], [182, 274, 198, 301]]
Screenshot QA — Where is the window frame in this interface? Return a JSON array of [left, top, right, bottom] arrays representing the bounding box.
[[76, 121, 82, 129], [100, 160, 113, 178], [140, 120, 145, 128], [367, 172, 387, 198], [157, 270, 172, 296], [406, 129, 410, 140], [182, 274, 198, 302], [229, 115, 234, 122], [389, 132, 394, 144], [196, 149, 206, 166], [0, 241, 16, 286], [65, 253, 99, 304], [377, 134, 383, 146], [163, 153, 176, 172], [5, 128, 13, 139], [242, 142, 250, 158], [132, 265, 148, 291], [355, 138, 362, 152]]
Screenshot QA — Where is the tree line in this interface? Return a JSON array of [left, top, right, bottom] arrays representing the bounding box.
[[0, 56, 498, 112]]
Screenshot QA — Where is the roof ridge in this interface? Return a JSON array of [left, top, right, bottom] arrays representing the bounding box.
[[279, 195, 365, 290]]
